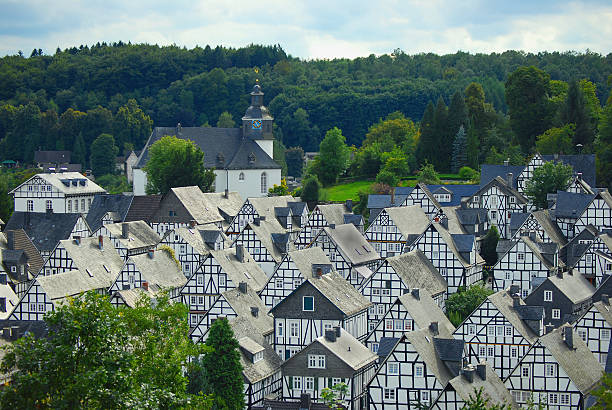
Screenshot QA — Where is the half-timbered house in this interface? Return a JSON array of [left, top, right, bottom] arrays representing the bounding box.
[[553, 190, 596, 240], [85, 193, 134, 235], [504, 325, 602, 409], [493, 234, 558, 297], [509, 209, 567, 246], [0, 230, 45, 297], [259, 247, 333, 308], [5, 211, 91, 260], [560, 226, 612, 286], [574, 297, 612, 367], [281, 327, 377, 409], [179, 245, 268, 327], [365, 206, 430, 258], [294, 202, 357, 249], [232, 217, 296, 276], [399, 183, 442, 220], [367, 325, 463, 409], [453, 288, 543, 379], [364, 287, 454, 355], [408, 222, 484, 294], [311, 223, 381, 288], [95, 221, 160, 259], [573, 190, 612, 239], [360, 250, 448, 332], [201, 190, 245, 229], [431, 362, 514, 410], [270, 271, 370, 360], [366, 187, 412, 221], [525, 269, 594, 329]]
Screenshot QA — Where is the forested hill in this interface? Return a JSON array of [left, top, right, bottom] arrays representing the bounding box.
[[1, 43, 611, 157]]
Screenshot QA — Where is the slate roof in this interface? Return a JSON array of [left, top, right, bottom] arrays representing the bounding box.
[[10, 172, 105, 196], [103, 221, 160, 251], [377, 336, 399, 359], [532, 210, 568, 245], [509, 212, 530, 233], [480, 164, 524, 188], [232, 316, 281, 384], [85, 193, 134, 233], [395, 288, 455, 334], [445, 363, 514, 407], [34, 150, 71, 164], [0, 230, 44, 276], [433, 337, 465, 363], [37, 268, 115, 300], [554, 191, 595, 219], [451, 234, 475, 253], [426, 184, 480, 206], [283, 247, 333, 279], [5, 212, 87, 253], [247, 219, 296, 263], [384, 250, 448, 297], [174, 226, 226, 256], [541, 154, 596, 188], [315, 328, 377, 370], [316, 203, 352, 226], [522, 236, 558, 268], [59, 237, 124, 280], [385, 206, 430, 236], [323, 224, 380, 266], [129, 250, 186, 290], [163, 186, 224, 225], [496, 239, 515, 258], [455, 208, 488, 226], [433, 223, 485, 267], [1, 250, 25, 264], [539, 325, 602, 394], [366, 194, 409, 210], [221, 284, 273, 337], [560, 225, 599, 267], [287, 201, 307, 217], [202, 191, 244, 222], [441, 207, 468, 234], [402, 326, 455, 384], [343, 214, 363, 227], [546, 271, 595, 304], [249, 196, 301, 222], [210, 247, 268, 293], [123, 195, 163, 223], [488, 290, 540, 343], [136, 127, 280, 170]]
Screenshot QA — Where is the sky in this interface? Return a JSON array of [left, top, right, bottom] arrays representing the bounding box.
[[1, 0, 611, 59]]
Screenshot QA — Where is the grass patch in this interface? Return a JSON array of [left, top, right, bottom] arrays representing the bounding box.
[[323, 180, 375, 202]]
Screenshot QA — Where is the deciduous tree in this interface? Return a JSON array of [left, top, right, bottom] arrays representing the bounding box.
[[90, 133, 119, 177], [312, 127, 350, 186], [525, 161, 573, 209], [216, 111, 235, 128], [535, 124, 575, 155]]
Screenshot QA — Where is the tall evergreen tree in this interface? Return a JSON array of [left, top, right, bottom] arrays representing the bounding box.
[[447, 90, 468, 139], [72, 133, 87, 169], [451, 125, 468, 173], [466, 118, 479, 169], [432, 97, 449, 171], [561, 79, 594, 147], [416, 101, 436, 165], [202, 317, 244, 409], [90, 133, 119, 177]]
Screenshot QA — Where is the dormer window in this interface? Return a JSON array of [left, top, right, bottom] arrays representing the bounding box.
[[253, 351, 263, 363], [239, 172, 245, 182]]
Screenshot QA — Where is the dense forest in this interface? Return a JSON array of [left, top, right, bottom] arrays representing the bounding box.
[[0, 43, 611, 183]]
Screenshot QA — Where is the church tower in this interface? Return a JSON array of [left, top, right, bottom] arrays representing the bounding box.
[[242, 82, 274, 158]]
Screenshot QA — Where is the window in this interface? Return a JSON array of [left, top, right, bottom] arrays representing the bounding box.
[[38, 303, 45, 312], [560, 394, 570, 405], [522, 289, 529, 298], [198, 296, 204, 305], [421, 391, 430, 404], [382, 289, 390, 296], [304, 377, 314, 391], [46, 200, 52, 210], [190, 314, 197, 324], [196, 275, 203, 285], [505, 326, 513, 337], [128, 275, 135, 285], [602, 329, 611, 340], [404, 320, 413, 331], [473, 195, 479, 203], [488, 326, 495, 336], [74, 200, 78, 212], [239, 172, 245, 182], [371, 343, 379, 353], [303, 296, 314, 311], [290, 322, 299, 337], [496, 325, 504, 337], [277, 322, 283, 337], [190, 296, 196, 305], [67, 200, 72, 212], [369, 322, 376, 332], [544, 290, 553, 302], [552, 309, 560, 319], [293, 376, 302, 390], [372, 288, 381, 296], [607, 262, 612, 272], [491, 195, 498, 207], [510, 196, 516, 203], [394, 320, 403, 330], [294, 279, 302, 288], [468, 325, 476, 335], [385, 320, 393, 330], [479, 345, 486, 358], [10, 266, 16, 273], [511, 347, 518, 358], [219, 275, 226, 287], [27, 200, 34, 212], [377, 304, 385, 315], [260, 172, 267, 194], [521, 365, 530, 379], [415, 364, 424, 377], [332, 378, 341, 386], [29, 303, 36, 312], [383, 388, 396, 401], [548, 393, 558, 405], [586, 254, 593, 264], [517, 253, 525, 261], [185, 264, 190, 272], [276, 278, 283, 288], [490, 210, 497, 220], [487, 346, 494, 358], [388, 362, 399, 374], [545, 364, 556, 377], [308, 354, 326, 369], [81, 199, 85, 211], [179, 245, 186, 254], [505, 272, 512, 280], [578, 329, 587, 342]]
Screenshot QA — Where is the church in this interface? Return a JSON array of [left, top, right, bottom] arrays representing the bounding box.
[[132, 82, 281, 198]]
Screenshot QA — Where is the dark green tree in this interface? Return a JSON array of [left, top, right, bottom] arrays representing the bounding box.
[[274, 139, 288, 176], [416, 101, 436, 165], [311, 127, 350, 186], [202, 317, 244, 410], [285, 146, 304, 177], [216, 111, 235, 128], [90, 133, 119, 177], [451, 125, 468, 173], [535, 124, 575, 155], [39, 109, 59, 150], [144, 135, 215, 195], [525, 161, 573, 209], [447, 91, 469, 138], [595, 96, 612, 189], [560, 80, 595, 147], [446, 285, 494, 326], [505, 66, 554, 153], [480, 226, 500, 267], [432, 97, 449, 171], [0, 176, 13, 222], [466, 119, 480, 169], [416, 162, 441, 184], [301, 174, 321, 202], [72, 133, 87, 169]]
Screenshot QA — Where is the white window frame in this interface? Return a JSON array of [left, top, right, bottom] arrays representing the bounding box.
[[293, 376, 302, 390], [304, 377, 314, 391], [552, 309, 560, 319], [545, 364, 556, 377], [27, 200, 34, 212], [415, 364, 424, 377], [388, 362, 399, 375], [383, 388, 396, 401], [544, 290, 553, 302], [308, 354, 325, 369]]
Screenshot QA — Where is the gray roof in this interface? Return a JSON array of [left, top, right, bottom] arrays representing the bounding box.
[[560, 225, 599, 267], [554, 191, 595, 219], [509, 212, 530, 233], [532, 210, 568, 245], [202, 191, 244, 222], [317, 203, 352, 226], [343, 214, 363, 227], [426, 184, 480, 206], [248, 196, 302, 222], [85, 194, 134, 233], [366, 194, 409, 210], [592, 301, 612, 327], [232, 316, 281, 384], [547, 271, 595, 304], [323, 224, 380, 266], [287, 201, 307, 216], [522, 236, 558, 268], [384, 250, 447, 297], [455, 208, 488, 225], [434, 223, 485, 267], [34, 150, 71, 164], [396, 288, 454, 334], [403, 326, 455, 384], [433, 337, 465, 363], [59, 236, 125, 281], [1, 249, 25, 264], [297, 271, 371, 317], [539, 325, 602, 394], [136, 127, 280, 170], [5, 212, 88, 253], [385, 206, 430, 236], [129, 250, 186, 289], [174, 226, 227, 255], [496, 239, 515, 257], [10, 172, 105, 196], [451, 234, 475, 253], [315, 328, 377, 370], [0, 230, 44, 277], [488, 290, 540, 343], [221, 284, 273, 337], [164, 186, 224, 225], [377, 337, 399, 359], [247, 219, 296, 263], [37, 267, 115, 300], [211, 247, 268, 293], [541, 154, 596, 188], [445, 362, 514, 407], [103, 221, 160, 251], [480, 164, 525, 188], [441, 206, 468, 234], [282, 247, 333, 279], [123, 195, 163, 223]]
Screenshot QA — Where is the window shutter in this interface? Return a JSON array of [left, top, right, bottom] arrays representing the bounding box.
[[328, 377, 333, 387], [314, 377, 318, 391], [289, 376, 293, 389]]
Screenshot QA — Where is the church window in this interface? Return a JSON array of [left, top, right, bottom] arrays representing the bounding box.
[[239, 172, 245, 182], [260, 172, 267, 193]]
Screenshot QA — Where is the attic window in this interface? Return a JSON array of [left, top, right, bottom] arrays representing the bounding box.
[[103, 265, 109, 272], [248, 153, 256, 164], [355, 248, 362, 255], [244, 272, 251, 279], [86, 269, 93, 277], [362, 245, 370, 253]]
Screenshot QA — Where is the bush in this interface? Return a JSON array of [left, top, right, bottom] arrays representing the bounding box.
[[446, 284, 493, 326], [301, 175, 321, 202], [458, 166, 479, 182], [375, 169, 399, 187], [371, 182, 393, 195], [416, 162, 441, 184]]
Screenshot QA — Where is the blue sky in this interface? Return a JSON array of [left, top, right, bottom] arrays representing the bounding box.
[[1, 0, 611, 58]]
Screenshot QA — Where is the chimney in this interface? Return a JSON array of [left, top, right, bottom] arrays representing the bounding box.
[[122, 223, 129, 239], [236, 244, 245, 263], [463, 365, 475, 383], [509, 284, 520, 296], [300, 394, 311, 410], [602, 294, 609, 305], [189, 220, 197, 228], [334, 326, 341, 337], [6, 230, 14, 250], [507, 172, 513, 187], [259, 216, 266, 222], [73, 235, 81, 246], [429, 322, 439, 336], [251, 307, 259, 317], [512, 294, 521, 308], [391, 188, 395, 205], [253, 217, 260, 226], [224, 189, 229, 199], [557, 270, 563, 279], [142, 281, 149, 291], [577, 172, 582, 181], [403, 288, 410, 295], [564, 326, 574, 349], [503, 159, 509, 166], [411, 288, 420, 300], [147, 249, 155, 259], [0, 273, 6, 285], [345, 199, 353, 212], [329, 223, 336, 229], [476, 363, 487, 381], [545, 323, 556, 334], [239, 282, 247, 294], [325, 329, 336, 342], [98, 235, 104, 250]]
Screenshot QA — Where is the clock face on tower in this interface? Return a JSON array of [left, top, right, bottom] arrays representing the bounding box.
[[252, 119, 262, 130]]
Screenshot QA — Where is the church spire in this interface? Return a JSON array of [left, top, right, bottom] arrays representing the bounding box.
[[242, 81, 274, 140]]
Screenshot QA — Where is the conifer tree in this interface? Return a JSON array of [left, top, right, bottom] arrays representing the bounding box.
[[202, 317, 244, 410], [72, 133, 87, 169], [451, 125, 468, 173], [561, 80, 594, 147], [416, 101, 436, 165], [466, 119, 480, 168], [432, 97, 449, 171]]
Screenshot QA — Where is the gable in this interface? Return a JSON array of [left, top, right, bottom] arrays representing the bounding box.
[[270, 280, 344, 320], [282, 339, 356, 378]]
